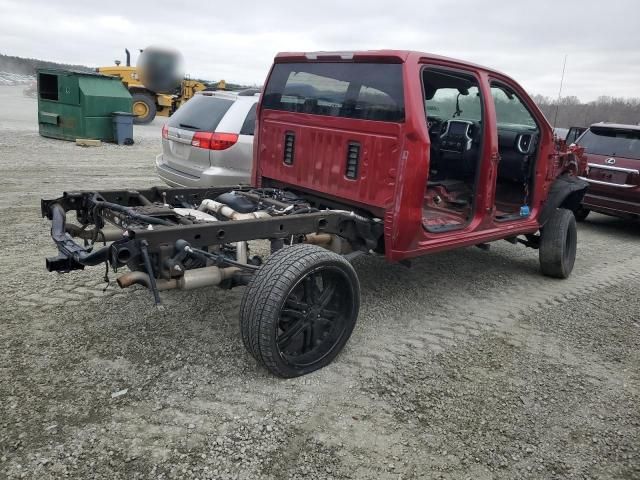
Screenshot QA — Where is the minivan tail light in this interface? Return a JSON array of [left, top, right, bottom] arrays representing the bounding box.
[[191, 132, 238, 150], [210, 132, 239, 150], [191, 131, 211, 149], [162, 124, 168, 139]]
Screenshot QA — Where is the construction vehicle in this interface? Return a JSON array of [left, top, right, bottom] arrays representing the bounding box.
[[98, 47, 208, 124]]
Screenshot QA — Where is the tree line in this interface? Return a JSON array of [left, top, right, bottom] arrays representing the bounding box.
[[0, 53, 93, 76], [0, 53, 250, 91], [532, 95, 640, 129]]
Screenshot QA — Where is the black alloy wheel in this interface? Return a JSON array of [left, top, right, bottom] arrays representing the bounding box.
[[239, 244, 360, 377]]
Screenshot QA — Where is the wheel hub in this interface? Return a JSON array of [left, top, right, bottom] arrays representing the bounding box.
[[133, 101, 149, 117], [276, 268, 349, 364]]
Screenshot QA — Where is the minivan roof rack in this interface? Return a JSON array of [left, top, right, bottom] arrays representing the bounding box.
[[237, 88, 262, 96]]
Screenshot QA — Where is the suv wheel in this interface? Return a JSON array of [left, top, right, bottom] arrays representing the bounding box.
[[239, 244, 360, 378], [539, 208, 577, 279]]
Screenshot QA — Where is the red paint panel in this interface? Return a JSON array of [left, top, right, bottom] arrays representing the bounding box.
[[257, 110, 402, 210]]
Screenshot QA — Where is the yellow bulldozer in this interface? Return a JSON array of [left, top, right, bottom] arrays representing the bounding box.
[[97, 48, 217, 124]]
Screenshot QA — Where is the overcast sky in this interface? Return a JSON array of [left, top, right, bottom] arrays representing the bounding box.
[[1, 0, 638, 101]]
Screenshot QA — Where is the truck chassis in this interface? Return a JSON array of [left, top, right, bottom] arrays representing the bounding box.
[[42, 186, 382, 377]]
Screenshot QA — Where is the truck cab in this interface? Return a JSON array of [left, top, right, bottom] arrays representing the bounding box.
[[253, 50, 587, 262]]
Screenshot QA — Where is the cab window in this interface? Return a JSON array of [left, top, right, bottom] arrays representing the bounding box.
[[491, 87, 537, 128], [262, 62, 405, 122], [425, 85, 482, 122]]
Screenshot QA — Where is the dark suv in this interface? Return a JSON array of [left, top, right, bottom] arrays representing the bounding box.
[[576, 123, 640, 220]]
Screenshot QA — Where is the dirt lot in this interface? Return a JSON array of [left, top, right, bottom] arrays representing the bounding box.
[[1, 85, 638, 479]]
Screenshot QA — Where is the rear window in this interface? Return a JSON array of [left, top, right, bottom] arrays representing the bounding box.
[[578, 127, 640, 160], [262, 62, 405, 122], [168, 95, 234, 132]]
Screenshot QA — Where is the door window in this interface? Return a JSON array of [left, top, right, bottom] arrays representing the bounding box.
[[491, 87, 537, 128]]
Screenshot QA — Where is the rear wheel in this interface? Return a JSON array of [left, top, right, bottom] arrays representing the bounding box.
[[573, 206, 590, 222], [539, 208, 577, 279], [239, 244, 360, 378], [131, 93, 156, 124]]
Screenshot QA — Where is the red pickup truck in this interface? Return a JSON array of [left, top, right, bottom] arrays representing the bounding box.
[[42, 50, 587, 377]]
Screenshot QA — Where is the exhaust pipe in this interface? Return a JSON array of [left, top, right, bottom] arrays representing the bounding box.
[[116, 266, 238, 291], [198, 199, 271, 221], [303, 233, 350, 254], [117, 271, 177, 290], [304, 233, 333, 246], [65, 224, 123, 242], [125, 48, 131, 67]]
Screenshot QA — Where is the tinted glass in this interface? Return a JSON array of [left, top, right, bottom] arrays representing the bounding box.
[[263, 62, 405, 122], [168, 95, 233, 132], [426, 86, 482, 122], [240, 103, 257, 135], [491, 86, 537, 129], [566, 127, 585, 144], [578, 128, 640, 160]]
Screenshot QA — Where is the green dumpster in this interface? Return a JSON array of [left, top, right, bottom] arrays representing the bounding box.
[[37, 69, 133, 143]]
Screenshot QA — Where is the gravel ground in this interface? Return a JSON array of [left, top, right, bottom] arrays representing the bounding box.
[[0, 85, 638, 479]]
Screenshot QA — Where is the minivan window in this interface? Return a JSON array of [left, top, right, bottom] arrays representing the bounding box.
[[168, 95, 234, 132], [578, 127, 640, 160], [240, 103, 257, 135], [263, 62, 405, 122]]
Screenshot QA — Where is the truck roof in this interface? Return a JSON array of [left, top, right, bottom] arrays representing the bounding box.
[[274, 49, 510, 79]]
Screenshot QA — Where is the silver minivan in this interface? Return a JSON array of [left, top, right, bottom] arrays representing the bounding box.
[[155, 90, 259, 187]]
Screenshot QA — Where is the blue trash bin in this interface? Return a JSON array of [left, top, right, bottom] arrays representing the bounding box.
[[112, 111, 135, 145]]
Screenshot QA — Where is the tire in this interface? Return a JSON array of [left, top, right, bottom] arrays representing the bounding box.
[[539, 208, 577, 279], [573, 207, 590, 222], [131, 93, 156, 124], [239, 244, 360, 378]]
